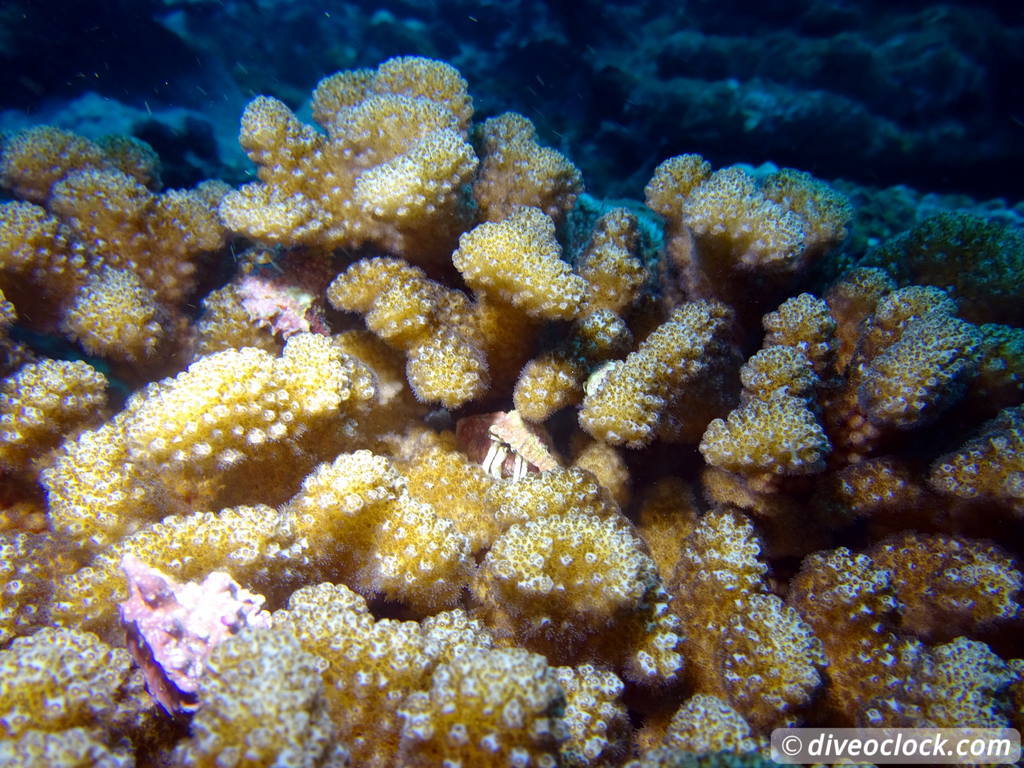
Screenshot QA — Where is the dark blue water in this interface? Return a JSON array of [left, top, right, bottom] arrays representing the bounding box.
[[2, 0, 1021, 201]]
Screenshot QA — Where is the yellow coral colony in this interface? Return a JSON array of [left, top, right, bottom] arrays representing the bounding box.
[[219, 57, 478, 268], [0, 53, 1021, 768]]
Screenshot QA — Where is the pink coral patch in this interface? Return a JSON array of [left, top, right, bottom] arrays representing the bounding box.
[[119, 554, 272, 715]]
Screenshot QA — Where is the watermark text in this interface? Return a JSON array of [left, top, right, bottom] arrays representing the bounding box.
[[770, 728, 1021, 764]]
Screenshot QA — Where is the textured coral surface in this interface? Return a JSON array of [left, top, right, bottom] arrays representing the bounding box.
[[0, 55, 1021, 768]]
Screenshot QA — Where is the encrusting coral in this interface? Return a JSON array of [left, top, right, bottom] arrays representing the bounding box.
[[0, 53, 1021, 767]]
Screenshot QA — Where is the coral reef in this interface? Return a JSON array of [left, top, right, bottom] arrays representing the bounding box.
[[453, 205, 588, 322], [645, 155, 851, 321], [0, 627, 167, 765], [273, 581, 488, 767], [0, 359, 108, 478], [473, 112, 583, 224], [0, 53, 1021, 768], [668, 510, 826, 731]]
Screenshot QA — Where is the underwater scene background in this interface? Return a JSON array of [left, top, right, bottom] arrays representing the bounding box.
[[0, 1, 1022, 766]]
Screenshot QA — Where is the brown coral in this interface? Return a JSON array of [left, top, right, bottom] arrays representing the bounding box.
[[50, 504, 304, 640], [122, 332, 377, 507], [634, 477, 700, 581], [554, 664, 630, 767], [700, 393, 830, 480], [273, 582, 444, 766], [453, 205, 588, 321], [328, 256, 489, 408], [669, 509, 825, 731], [580, 301, 737, 448], [169, 626, 348, 768], [0, 626, 147, 762], [476, 510, 684, 685], [646, 155, 850, 316], [514, 352, 588, 423], [788, 547, 926, 726], [576, 208, 648, 315], [400, 440, 498, 552], [0, 53, 1019, 768], [220, 57, 477, 267], [970, 323, 1024, 418], [397, 647, 565, 767], [41, 413, 165, 556], [0, 532, 67, 645], [510, 208, 649, 424], [867, 533, 1022, 643], [191, 280, 281, 360], [761, 292, 837, 377], [49, 168, 223, 305], [0, 359, 107, 477], [824, 266, 896, 370], [0, 201, 83, 318], [275, 582, 498, 766], [857, 306, 981, 430], [61, 267, 171, 365], [929, 405, 1024, 516], [474, 112, 583, 223], [0, 126, 105, 203], [482, 466, 618, 533], [284, 450, 472, 611], [921, 637, 1019, 729], [660, 695, 765, 755], [0, 288, 29, 377]]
